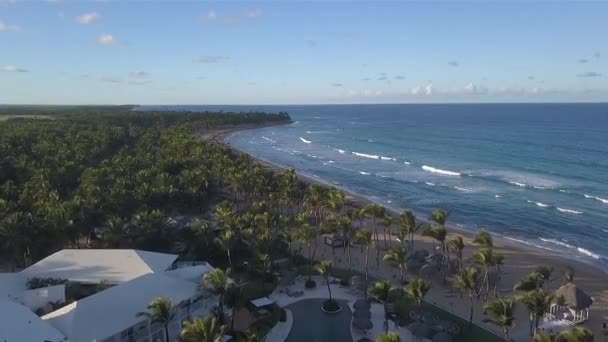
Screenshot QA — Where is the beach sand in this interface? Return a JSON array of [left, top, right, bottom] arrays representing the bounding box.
[[207, 126, 608, 340]]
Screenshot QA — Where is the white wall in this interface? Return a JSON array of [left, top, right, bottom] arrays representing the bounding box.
[[23, 284, 65, 311]]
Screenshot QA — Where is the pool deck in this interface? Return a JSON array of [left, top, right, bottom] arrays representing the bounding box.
[[265, 275, 422, 342]]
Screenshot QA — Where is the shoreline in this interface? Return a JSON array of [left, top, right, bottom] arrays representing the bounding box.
[[209, 124, 608, 337]]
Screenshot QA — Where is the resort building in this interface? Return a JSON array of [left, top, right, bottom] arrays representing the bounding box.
[[0, 249, 218, 342]]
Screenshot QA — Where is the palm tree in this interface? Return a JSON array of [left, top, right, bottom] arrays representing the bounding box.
[[383, 246, 407, 284], [492, 252, 504, 298], [448, 235, 465, 271], [337, 215, 353, 274], [298, 223, 317, 282], [364, 203, 386, 268], [375, 332, 401, 342], [473, 248, 495, 301], [483, 298, 515, 341], [354, 229, 373, 300], [180, 316, 227, 342], [517, 289, 553, 337], [533, 332, 555, 342], [514, 272, 544, 292], [423, 224, 448, 282], [215, 229, 235, 267], [399, 210, 421, 251], [557, 326, 593, 342], [202, 268, 231, 323], [473, 230, 493, 248], [453, 266, 479, 328], [241, 330, 263, 342], [315, 260, 334, 302], [136, 297, 174, 342], [284, 230, 298, 265], [403, 277, 431, 311], [534, 266, 553, 289], [369, 280, 396, 333]]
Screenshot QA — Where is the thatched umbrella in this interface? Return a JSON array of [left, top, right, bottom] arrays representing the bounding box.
[[353, 309, 372, 319], [432, 332, 453, 342], [353, 299, 371, 310], [554, 282, 593, 310], [408, 322, 432, 339], [352, 317, 373, 331]]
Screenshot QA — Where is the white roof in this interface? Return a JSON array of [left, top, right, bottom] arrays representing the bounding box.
[[22, 249, 178, 284], [0, 299, 69, 342], [251, 297, 274, 308], [0, 273, 27, 303], [43, 273, 197, 342]]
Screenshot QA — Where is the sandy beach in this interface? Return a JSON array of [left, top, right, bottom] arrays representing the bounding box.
[[208, 126, 608, 340]]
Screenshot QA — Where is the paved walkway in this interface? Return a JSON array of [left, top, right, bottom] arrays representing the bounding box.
[[265, 275, 420, 342]]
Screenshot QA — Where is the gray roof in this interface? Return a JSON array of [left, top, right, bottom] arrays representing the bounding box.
[[554, 282, 593, 310]]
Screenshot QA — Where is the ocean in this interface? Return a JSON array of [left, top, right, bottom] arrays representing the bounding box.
[[142, 104, 608, 270]]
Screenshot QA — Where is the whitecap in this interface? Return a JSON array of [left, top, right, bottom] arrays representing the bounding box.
[[328, 160, 335, 163], [421, 165, 461, 176], [533, 185, 549, 190], [368, 139, 375, 143], [584, 194, 608, 204], [299, 137, 312, 144], [425, 182, 435, 186], [495, 195, 501, 198], [527, 200, 549, 207], [510, 181, 527, 187], [556, 207, 583, 214], [352, 151, 380, 159], [505, 237, 557, 252], [602, 229, 608, 234], [381, 156, 397, 161], [404, 161, 411, 165], [359, 171, 371, 175], [539, 238, 577, 250], [291, 121, 300, 125], [559, 190, 568, 193], [261, 136, 275, 143], [314, 116, 321, 119], [454, 187, 473, 192], [577, 247, 600, 259]]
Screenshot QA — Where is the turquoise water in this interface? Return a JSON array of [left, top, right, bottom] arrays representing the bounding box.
[[143, 104, 608, 271]]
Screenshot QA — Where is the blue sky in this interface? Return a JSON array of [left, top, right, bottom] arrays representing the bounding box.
[[0, 1, 606, 104]]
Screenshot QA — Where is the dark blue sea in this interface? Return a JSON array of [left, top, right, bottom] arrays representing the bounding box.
[[142, 104, 608, 270]]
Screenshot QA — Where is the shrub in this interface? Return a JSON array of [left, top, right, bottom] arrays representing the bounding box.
[[304, 279, 316, 289]]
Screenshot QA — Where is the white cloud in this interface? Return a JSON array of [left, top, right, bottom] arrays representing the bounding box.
[[76, 12, 100, 24], [448, 61, 459, 67], [194, 55, 230, 63], [247, 8, 263, 18], [129, 71, 149, 78], [411, 84, 433, 96], [98, 34, 116, 45], [463, 82, 488, 95], [2, 65, 28, 72], [204, 10, 216, 21], [0, 20, 20, 32]]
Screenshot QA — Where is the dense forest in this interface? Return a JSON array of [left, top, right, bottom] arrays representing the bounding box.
[[0, 107, 292, 268]]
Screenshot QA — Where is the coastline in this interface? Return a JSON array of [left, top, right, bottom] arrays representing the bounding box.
[[209, 125, 608, 337]]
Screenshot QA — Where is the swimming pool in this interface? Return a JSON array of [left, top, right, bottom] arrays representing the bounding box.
[[285, 298, 353, 342]]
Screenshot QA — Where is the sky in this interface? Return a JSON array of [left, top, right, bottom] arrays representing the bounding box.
[[0, 0, 607, 105]]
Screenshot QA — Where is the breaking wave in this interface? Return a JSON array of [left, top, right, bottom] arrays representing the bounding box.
[[578, 248, 601, 259], [381, 156, 397, 161], [527, 200, 549, 207], [454, 186, 474, 192], [584, 194, 608, 204], [352, 151, 380, 160], [404, 161, 411, 165], [556, 207, 583, 214], [299, 137, 312, 144], [509, 181, 527, 187], [540, 238, 575, 249], [539, 238, 601, 259], [261, 136, 275, 143], [359, 171, 371, 175], [422, 165, 461, 176], [425, 182, 436, 186]]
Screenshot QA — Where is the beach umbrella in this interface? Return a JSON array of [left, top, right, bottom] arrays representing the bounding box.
[[408, 322, 432, 339], [432, 332, 453, 342], [353, 299, 370, 310], [352, 317, 373, 331], [353, 309, 372, 319]]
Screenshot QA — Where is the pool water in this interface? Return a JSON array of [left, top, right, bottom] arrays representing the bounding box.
[[285, 299, 353, 342]]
